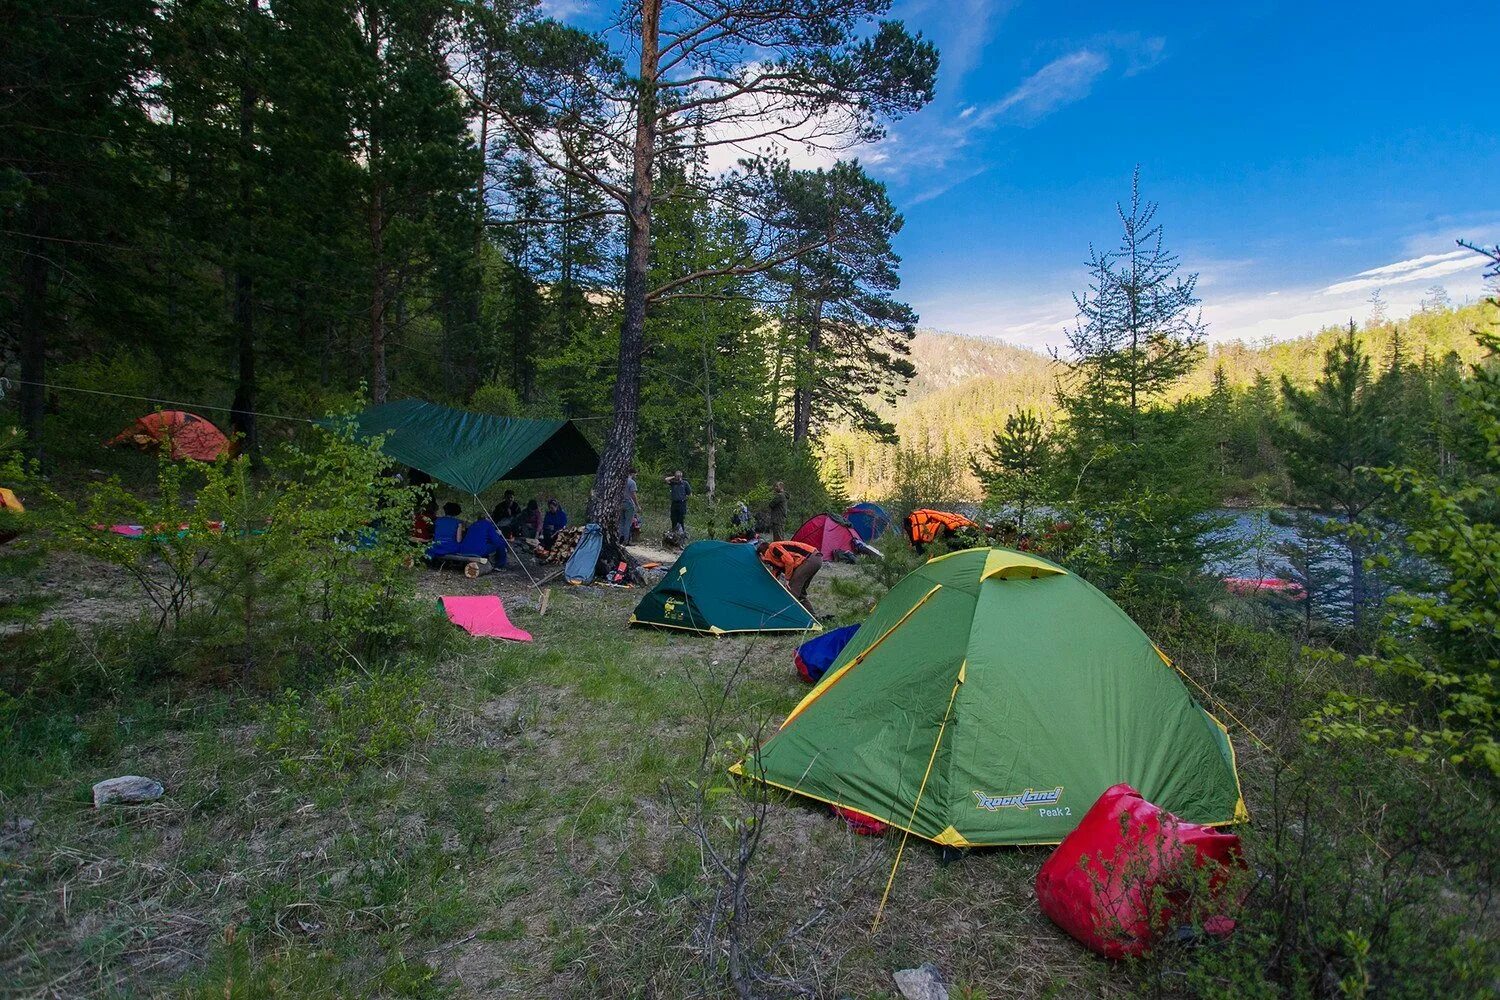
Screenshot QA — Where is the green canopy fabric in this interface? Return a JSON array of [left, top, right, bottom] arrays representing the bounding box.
[[735, 547, 1246, 846], [332, 399, 598, 494], [630, 541, 820, 635]]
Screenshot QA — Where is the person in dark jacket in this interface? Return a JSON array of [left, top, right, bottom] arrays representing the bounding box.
[[766, 481, 788, 540], [492, 490, 521, 535], [665, 470, 691, 536]]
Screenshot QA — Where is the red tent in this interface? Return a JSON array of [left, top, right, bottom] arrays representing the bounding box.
[[791, 513, 860, 560], [109, 410, 233, 462]]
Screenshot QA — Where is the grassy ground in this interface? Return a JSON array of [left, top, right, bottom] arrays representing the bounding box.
[[0, 550, 1135, 998], [2, 543, 1488, 997]]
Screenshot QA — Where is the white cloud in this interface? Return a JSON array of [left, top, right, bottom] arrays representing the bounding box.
[[1350, 249, 1470, 280], [693, 64, 867, 175], [1204, 248, 1491, 342], [979, 50, 1111, 126], [913, 289, 1078, 350], [1320, 253, 1477, 296], [912, 242, 1494, 349], [538, 0, 589, 20], [869, 35, 1164, 184]]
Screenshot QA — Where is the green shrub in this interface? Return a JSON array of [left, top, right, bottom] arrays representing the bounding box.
[[1173, 746, 1498, 999], [260, 668, 433, 781], [43, 409, 429, 691]]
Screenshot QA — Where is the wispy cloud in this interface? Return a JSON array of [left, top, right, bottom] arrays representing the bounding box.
[[915, 240, 1493, 348], [1320, 250, 1476, 296], [907, 165, 991, 205], [979, 50, 1111, 126], [1203, 247, 1491, 342], [870, 34, 1166, 187]]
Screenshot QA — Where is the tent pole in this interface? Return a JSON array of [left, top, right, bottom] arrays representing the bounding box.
[[871, 673, 962, 934]]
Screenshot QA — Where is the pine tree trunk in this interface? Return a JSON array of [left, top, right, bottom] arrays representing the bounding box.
[[703, 341, 716, 500], [371, 181, 387, 403], [367, 5, 388, 405], [791, 296, 824, 442], [585, 0, 659, 535], [17, 201, 50, 467], [230, 12, 259, 458], [464, 64, 490, 399]]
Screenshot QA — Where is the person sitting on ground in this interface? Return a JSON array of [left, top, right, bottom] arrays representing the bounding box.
[[426, 502, 466, 558], [492, 489, 521, 535], [755, 538, 823, 615], [451, 513, 507, 568], [411, 498, 436, 543], [516, 498, 543, 542], [540, 497, 568, 549]]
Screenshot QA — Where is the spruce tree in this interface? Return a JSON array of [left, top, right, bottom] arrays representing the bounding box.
[[1278, 321, 1397, 629], [1058, 168, 1205, 446], [970, 409, 1051, 535], [1053, 172, 1222, 597]]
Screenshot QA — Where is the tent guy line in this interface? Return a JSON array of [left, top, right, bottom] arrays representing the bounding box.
[[1, 377, 317, 424], [0, 377, 612, 427]]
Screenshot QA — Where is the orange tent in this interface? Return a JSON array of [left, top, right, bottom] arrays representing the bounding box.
[[109, 410, 233, 462], [0, 486, 23, 545]]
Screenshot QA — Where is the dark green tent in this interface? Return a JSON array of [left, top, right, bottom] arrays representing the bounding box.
[[630, 541, 820, 635], [331, 399, 597, 493]]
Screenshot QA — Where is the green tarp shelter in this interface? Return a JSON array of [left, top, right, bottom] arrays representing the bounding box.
[[332, 399, 598, 493], [630, 541, 820, 635], [734, 547, 1246, 846]]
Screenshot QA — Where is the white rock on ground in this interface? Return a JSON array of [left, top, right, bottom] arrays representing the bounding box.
[[92, 776, 164, 808], [894, 963, 950, 1000]]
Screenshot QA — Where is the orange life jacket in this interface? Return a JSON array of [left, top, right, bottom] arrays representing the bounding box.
[[906, 509, 977, 544], [761, 540, 817, 579]]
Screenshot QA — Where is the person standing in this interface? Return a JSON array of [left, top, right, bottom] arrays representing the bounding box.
[[619, 467, 639, 542], [766, 480, 788, 541], [756, 538, 822, 613], [665, 470, 691, 537]]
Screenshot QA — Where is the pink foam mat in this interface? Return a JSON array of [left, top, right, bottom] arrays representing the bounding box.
[[439, 595, 533, 642]]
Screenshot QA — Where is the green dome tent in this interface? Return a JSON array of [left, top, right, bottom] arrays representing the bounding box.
[[735, 547, 1246, 846], [630, 541, 820, 635]]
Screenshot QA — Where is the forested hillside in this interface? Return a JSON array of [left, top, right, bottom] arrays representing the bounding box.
[[823, 301, 1490, 500]]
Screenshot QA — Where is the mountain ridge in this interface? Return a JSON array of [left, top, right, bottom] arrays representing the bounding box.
[[829, 302, 1492, 498]]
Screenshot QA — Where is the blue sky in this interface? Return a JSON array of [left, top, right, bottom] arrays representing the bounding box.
[[549, 1, 1500, 348]]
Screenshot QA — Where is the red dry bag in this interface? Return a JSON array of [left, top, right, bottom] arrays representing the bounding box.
[[1034, 783, 1244, 958]]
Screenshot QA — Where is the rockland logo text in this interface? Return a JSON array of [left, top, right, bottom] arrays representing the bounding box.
[[972, 787, 1063, 811]]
